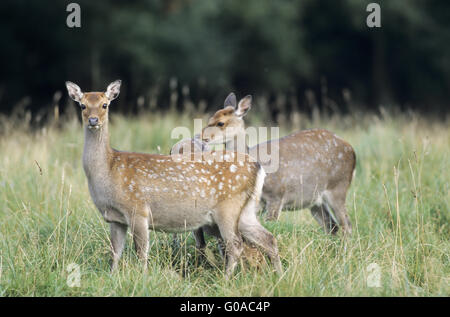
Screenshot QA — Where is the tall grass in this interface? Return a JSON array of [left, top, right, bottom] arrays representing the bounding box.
[[0, 107, 448, 296]]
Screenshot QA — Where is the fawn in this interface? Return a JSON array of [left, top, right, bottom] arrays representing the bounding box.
[[65, 80, 282, 276], [201, 93, 356, 235]]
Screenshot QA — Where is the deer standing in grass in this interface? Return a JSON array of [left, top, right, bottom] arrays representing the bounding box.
[[201, 93, 356, 236], [171, 135, 264, 266], [65, 81, 282, 277]]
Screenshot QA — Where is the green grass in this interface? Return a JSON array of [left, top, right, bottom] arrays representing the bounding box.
[[0, 108, 448, 296]]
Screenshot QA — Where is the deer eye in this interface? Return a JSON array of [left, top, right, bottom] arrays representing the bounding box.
[[80, 104, 86, 110], [102, 103, 108, 109], [217, 122, 224, 127]]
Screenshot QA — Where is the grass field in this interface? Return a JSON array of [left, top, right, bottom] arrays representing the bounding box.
[[0, 107, 448, 296]]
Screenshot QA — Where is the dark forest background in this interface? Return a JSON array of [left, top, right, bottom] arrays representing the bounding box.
[[0, 0, 449, 118]]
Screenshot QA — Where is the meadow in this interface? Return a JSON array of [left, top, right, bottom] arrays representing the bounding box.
[[0, 105, 448, 296]]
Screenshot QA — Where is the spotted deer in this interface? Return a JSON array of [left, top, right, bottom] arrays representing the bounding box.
[[202, 93, 356, 235], [171, 133, 264, 266], [65, 81, 282, 277]]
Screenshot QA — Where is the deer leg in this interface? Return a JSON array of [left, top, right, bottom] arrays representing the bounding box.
[[171, 234, 182, 253], [239, 198, 283, 274], [239, 218, 282, 274], [193, 228, 206, 250], [310, 205, 338, 235], [324, 189, 352, 235], [213, 207, 243, 278], [217, 238, 227, 258], [110, 222, 128, 272], [221, 231, 243, 279], [131, 216, 149, 270], [202, 224, 227, 258], [265, 198, 284, 221]]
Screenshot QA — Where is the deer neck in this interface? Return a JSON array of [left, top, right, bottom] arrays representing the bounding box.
[[82, 124, 113, 181], [225, 131, 249, 154]]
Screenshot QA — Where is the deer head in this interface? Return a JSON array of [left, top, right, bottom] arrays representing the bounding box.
[[202, 93, 252, 147], [65, 80, 121, 130]]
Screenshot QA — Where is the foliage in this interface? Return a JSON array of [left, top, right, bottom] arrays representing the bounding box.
[[0, 0, 449, 114]]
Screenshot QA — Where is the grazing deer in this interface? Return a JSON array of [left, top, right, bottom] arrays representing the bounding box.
[[202, 93, 356, 235], [65, 81, 282, 277]]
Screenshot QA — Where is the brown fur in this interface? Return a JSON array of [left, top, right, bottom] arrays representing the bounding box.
[[65, 81, 282, 277], [202, 93, 356, 235]]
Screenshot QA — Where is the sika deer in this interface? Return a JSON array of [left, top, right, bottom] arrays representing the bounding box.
[[65, 81, 282, 277], [202, 93, 356, 235], [171, 132, 264, 266]]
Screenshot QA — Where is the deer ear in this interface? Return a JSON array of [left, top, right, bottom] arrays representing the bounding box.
[[235, 95, 252, 117], [224, 93, 237, 109], [65, 81, 83, 102], [105, 80, 121, 100]]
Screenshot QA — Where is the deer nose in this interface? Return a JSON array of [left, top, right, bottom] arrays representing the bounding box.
[[201, 130, 212, 142], [88, 117, 99, 126]]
